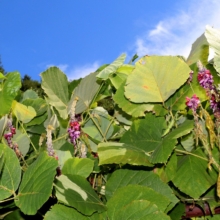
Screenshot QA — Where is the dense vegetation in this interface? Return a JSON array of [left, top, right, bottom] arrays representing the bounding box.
[[1, 25, 220, 219]]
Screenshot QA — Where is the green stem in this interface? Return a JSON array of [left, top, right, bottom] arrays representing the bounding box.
[[175, 149, 208, 161], [103, 117, 114, 141], [19, 121, 37, 152], [84, 82, 104, 120], [0, 197, 15, 203], [52, 133, 68, 143], [88, 111, 107, 142]]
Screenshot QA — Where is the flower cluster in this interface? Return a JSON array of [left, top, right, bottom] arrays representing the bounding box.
[[4, 116, 21, 157], [186, 94, 200, 111], [67, 120, 81, 145], [197, 69, 214, 90]]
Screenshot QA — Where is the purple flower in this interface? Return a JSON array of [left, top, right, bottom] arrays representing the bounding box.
[[186, 94, 200, 111], [68, 119, 81, 145], [197, 69, 214, 89]]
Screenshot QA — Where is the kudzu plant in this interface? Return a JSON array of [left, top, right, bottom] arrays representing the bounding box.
[[1, 25, 220, 219]]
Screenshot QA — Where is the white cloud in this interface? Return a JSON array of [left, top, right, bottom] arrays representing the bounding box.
[[45, 61, 100, 80], [46, 64, 69, 73], [67, 62, 100, 80], [134, 0, 220, 58]]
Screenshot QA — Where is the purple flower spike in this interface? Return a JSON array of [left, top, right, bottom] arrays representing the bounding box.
[[197, 69, 214, 89], [186, 94, 200, 111]]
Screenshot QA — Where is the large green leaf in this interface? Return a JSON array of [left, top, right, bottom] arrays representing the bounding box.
[[12, 101, 36, 123], [205, 25, 220, 73], [41, 67, 69, 119], [44, 204, 106, 220], [149, 137, 176, 164], [54, 174, 106, 215], [0, 72, 21, 116], [68, 72, 100, 114], [62, 157, 94, 178], [120, 114, 165, 151], [0, 144, 21, 200], [15, 152, 58, 215], [186, 33, 209, 66], [172, 148, 217, 198], [109, 200, 171, 220], [150, 119, 194, 164], [105, 169, 178, 210], [120, 115, 193, 164], [96, 54, 126, 80], [97, 142, 153, 167], [107, 185, 170, 219], [124, 56, 191, 103], [113, 82, 154, 117]]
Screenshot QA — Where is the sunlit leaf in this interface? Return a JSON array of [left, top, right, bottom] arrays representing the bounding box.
[[41, 67, 69, 119], [12, 101, 36, 123], [124, 56, 191, 103], [0, 72, 21, 116], [205, 25, 220, 73], [0, 72, 6, 79], [186, 33, 209, 66], [114, 82, 154, 117], [15, 152, 58, 215], [96, 54, 126, 80]]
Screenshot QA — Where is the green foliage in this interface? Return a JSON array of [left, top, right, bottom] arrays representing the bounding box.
[[2, 26, 220, 219], [0, 56, 7, 75], [21, 74, 44, 97]]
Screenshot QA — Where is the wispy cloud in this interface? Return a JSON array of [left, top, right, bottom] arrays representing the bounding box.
[[134, 0, 220, 58], [66, 62, 100, 80], [45, 61, 100, 80], [46, 64, 69, 73]]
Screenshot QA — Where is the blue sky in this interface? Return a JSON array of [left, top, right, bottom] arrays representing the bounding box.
[[1, 0, 220, 81]]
